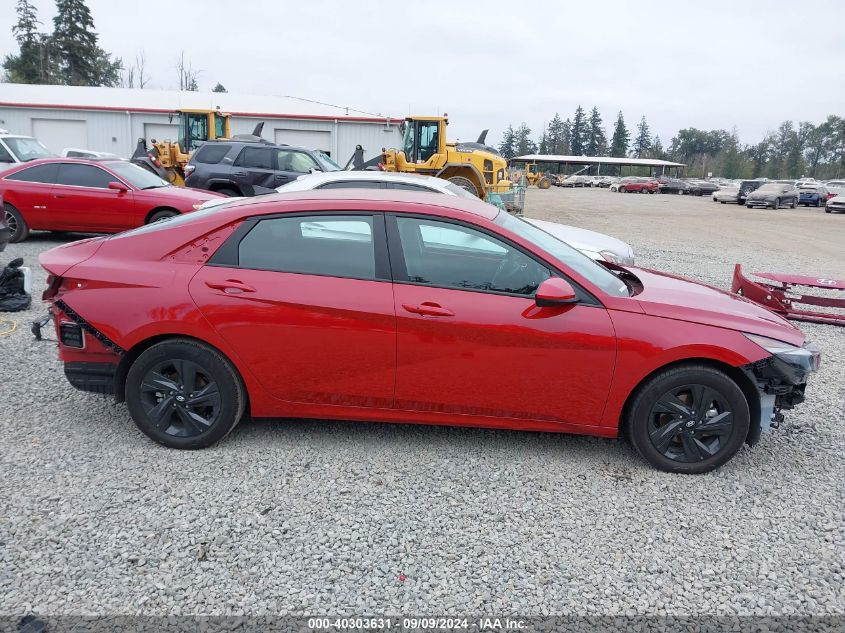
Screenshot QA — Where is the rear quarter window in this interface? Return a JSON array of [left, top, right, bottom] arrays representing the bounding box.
[[193, 143, 232, 164]]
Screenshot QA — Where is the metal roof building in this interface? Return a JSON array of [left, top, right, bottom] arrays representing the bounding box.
[[0, 84, 402, 163], [512, 154, 686, 177]]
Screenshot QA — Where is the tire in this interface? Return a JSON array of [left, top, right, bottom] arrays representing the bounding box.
[[626, 365, 750, 474], [216, 187, 240, 197], [446, 176, 480, 198], [125, 339, 246, 449], [720, 201, 727, 204], [825, 207, 831, 213], [746, 204, 753, 208], [537, 177, 551, 190], [147, 209, 178, 224], [619, 187, 627, 193], [772, 198, 780, 210], [4, 203, 29, 243]]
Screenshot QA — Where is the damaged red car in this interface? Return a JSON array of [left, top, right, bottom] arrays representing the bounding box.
[[36, 191, 820, 473]]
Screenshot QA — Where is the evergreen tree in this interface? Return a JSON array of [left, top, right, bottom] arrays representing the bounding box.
[[609, 111, 630, 157], [52, 0, 122, 86], [546, 113, 569, 155], [720, 131, 743, 179], [212, 82, 227, 93], [538, 131, 549, 154], [3, 0, 56, 84], [498, 125, 516, 160], [585, 106, 607, 157], [570, 106, 587, 155], [632, 116, 652, 158], [514, 122, 536, 156], [652, 135, 664, 159], [560, 118, 572, 155]]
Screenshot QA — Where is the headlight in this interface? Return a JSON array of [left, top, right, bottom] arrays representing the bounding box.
[[599, 250, 634, 266], [744, 333, 821, 373]]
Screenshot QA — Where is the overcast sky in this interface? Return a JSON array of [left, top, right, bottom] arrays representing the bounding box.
[[2, 0, 843, 148]]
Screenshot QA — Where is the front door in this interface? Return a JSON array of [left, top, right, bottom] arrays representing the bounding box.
[[388, 215, 616, 426], [189, 212, 396, 409], [51, 163, 136, 232]]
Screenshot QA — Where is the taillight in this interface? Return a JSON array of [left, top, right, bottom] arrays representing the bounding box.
[[184, 164, 196, 176], [42, 275, 62, 300], [148, 152, 161, 167]]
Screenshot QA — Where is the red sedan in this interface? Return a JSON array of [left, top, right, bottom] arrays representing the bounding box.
[[37, 191, 819, 473], [0, 158, 222, 242]]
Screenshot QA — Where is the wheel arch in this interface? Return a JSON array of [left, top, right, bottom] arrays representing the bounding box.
[[144, 206, 180, 224], [114, 333, 250, 415], [618, 357, 760, 445], [207, 181, 242, 196], [435, 163, 486, 196]]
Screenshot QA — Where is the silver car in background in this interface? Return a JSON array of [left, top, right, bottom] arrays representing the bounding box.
[[745, 182, 799, 209]]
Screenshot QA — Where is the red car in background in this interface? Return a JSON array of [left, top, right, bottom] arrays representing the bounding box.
[[617, 177, 660, 194], [0, 158, 222, 242], [37, 190, 819, 473]]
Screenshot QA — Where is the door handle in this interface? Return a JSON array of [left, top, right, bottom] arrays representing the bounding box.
[[402, 302, 454, 317], [54, 194, 66, 199], [205, 279, 256, 294]]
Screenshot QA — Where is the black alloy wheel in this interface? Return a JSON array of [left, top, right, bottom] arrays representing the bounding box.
[[126, 339, 245, 449], [627, 365, 750, 473], [139, 359, 221, 438], [647, 385, 734, 463]]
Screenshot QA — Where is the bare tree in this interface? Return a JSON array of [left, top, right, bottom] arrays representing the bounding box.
[[175, 50, 200, 91], [136, 49, 149, 88], [121, 65, 135, 88]]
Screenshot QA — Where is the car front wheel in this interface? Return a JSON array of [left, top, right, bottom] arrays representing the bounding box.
[[125, 339, 246, 449], [626, 365, 750, 474]]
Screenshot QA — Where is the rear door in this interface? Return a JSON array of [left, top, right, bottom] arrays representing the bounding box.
[[232, 146, 277, 193], [189, 212, 396, 409], [51, 163, 136, 232]]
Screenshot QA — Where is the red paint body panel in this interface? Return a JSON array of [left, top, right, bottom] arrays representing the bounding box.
[[0, 158, 220, 235], [38, 191, 812, 437]]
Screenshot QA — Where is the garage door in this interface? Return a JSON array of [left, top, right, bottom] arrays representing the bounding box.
[[274, 129, 332, 154], [144, 123, 180, 143], [32, 119, 87, 153]]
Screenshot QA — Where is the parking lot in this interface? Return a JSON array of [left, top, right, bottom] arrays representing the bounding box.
[[1, 188, 843, 616]]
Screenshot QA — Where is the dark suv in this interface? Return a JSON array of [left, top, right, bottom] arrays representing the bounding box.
[[184, 140, 341, 196]]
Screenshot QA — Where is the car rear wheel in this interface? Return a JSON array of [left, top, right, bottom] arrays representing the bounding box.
[[4, 204, 29, 243], [125, 339, 246, 449], [627, 365, 750, 474]]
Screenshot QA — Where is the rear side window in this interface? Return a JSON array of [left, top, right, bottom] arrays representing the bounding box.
[[4, 163, 59, 184], [236, 147, 273, 169], [238, 215, 376, 280], [317, 181, 385, 190], [55, 164, 114, 188], [193, 143, 231, 164]]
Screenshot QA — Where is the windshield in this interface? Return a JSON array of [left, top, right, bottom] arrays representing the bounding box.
[[4, 137, 54, 162], [106, 161, 169, 189], [494, 213, 629, 297], [316, 151, 340, 172]]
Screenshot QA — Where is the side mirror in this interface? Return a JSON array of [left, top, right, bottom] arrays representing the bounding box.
[[535, 277, 578, 307], [108, 181, 128, 192], [309, 167, 321, 174]]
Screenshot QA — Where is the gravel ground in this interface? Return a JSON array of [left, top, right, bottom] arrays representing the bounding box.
[[0, 188, 843, 618]]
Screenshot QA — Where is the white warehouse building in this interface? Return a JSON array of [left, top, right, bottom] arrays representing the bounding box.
[[0, 84, 402, 163]]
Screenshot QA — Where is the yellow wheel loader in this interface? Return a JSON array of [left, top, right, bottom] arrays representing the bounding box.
[[131, 109, 234, 186], [510, 162, 552, 189], [351, 116, 513, 202]]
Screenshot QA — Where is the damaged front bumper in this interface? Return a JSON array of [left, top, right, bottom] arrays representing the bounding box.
[[741, 339, 821, 443]]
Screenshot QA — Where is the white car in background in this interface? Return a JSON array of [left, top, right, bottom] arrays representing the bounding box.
[[199, 171, 636, 265], [824, 180, 845, 197], [0, 130, 54, 168], [712, 184, 740, 203], [61, 148, 122, 159]]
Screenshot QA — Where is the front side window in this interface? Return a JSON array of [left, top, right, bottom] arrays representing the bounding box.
[[238, 215, 376, 279], [315, 151, 340, 172], [396, 217, 549, 296], [277, 150, 318, 173], [214, 114, 227, 138], [182, 113, 209, 152], [55, 164, 114, 188], [4, 163, 59, 184], [106, 161, 168, 189]]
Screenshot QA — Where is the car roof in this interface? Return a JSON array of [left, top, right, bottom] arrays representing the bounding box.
[[280, 170, 453, 190], [208, 188, 500, 221]]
